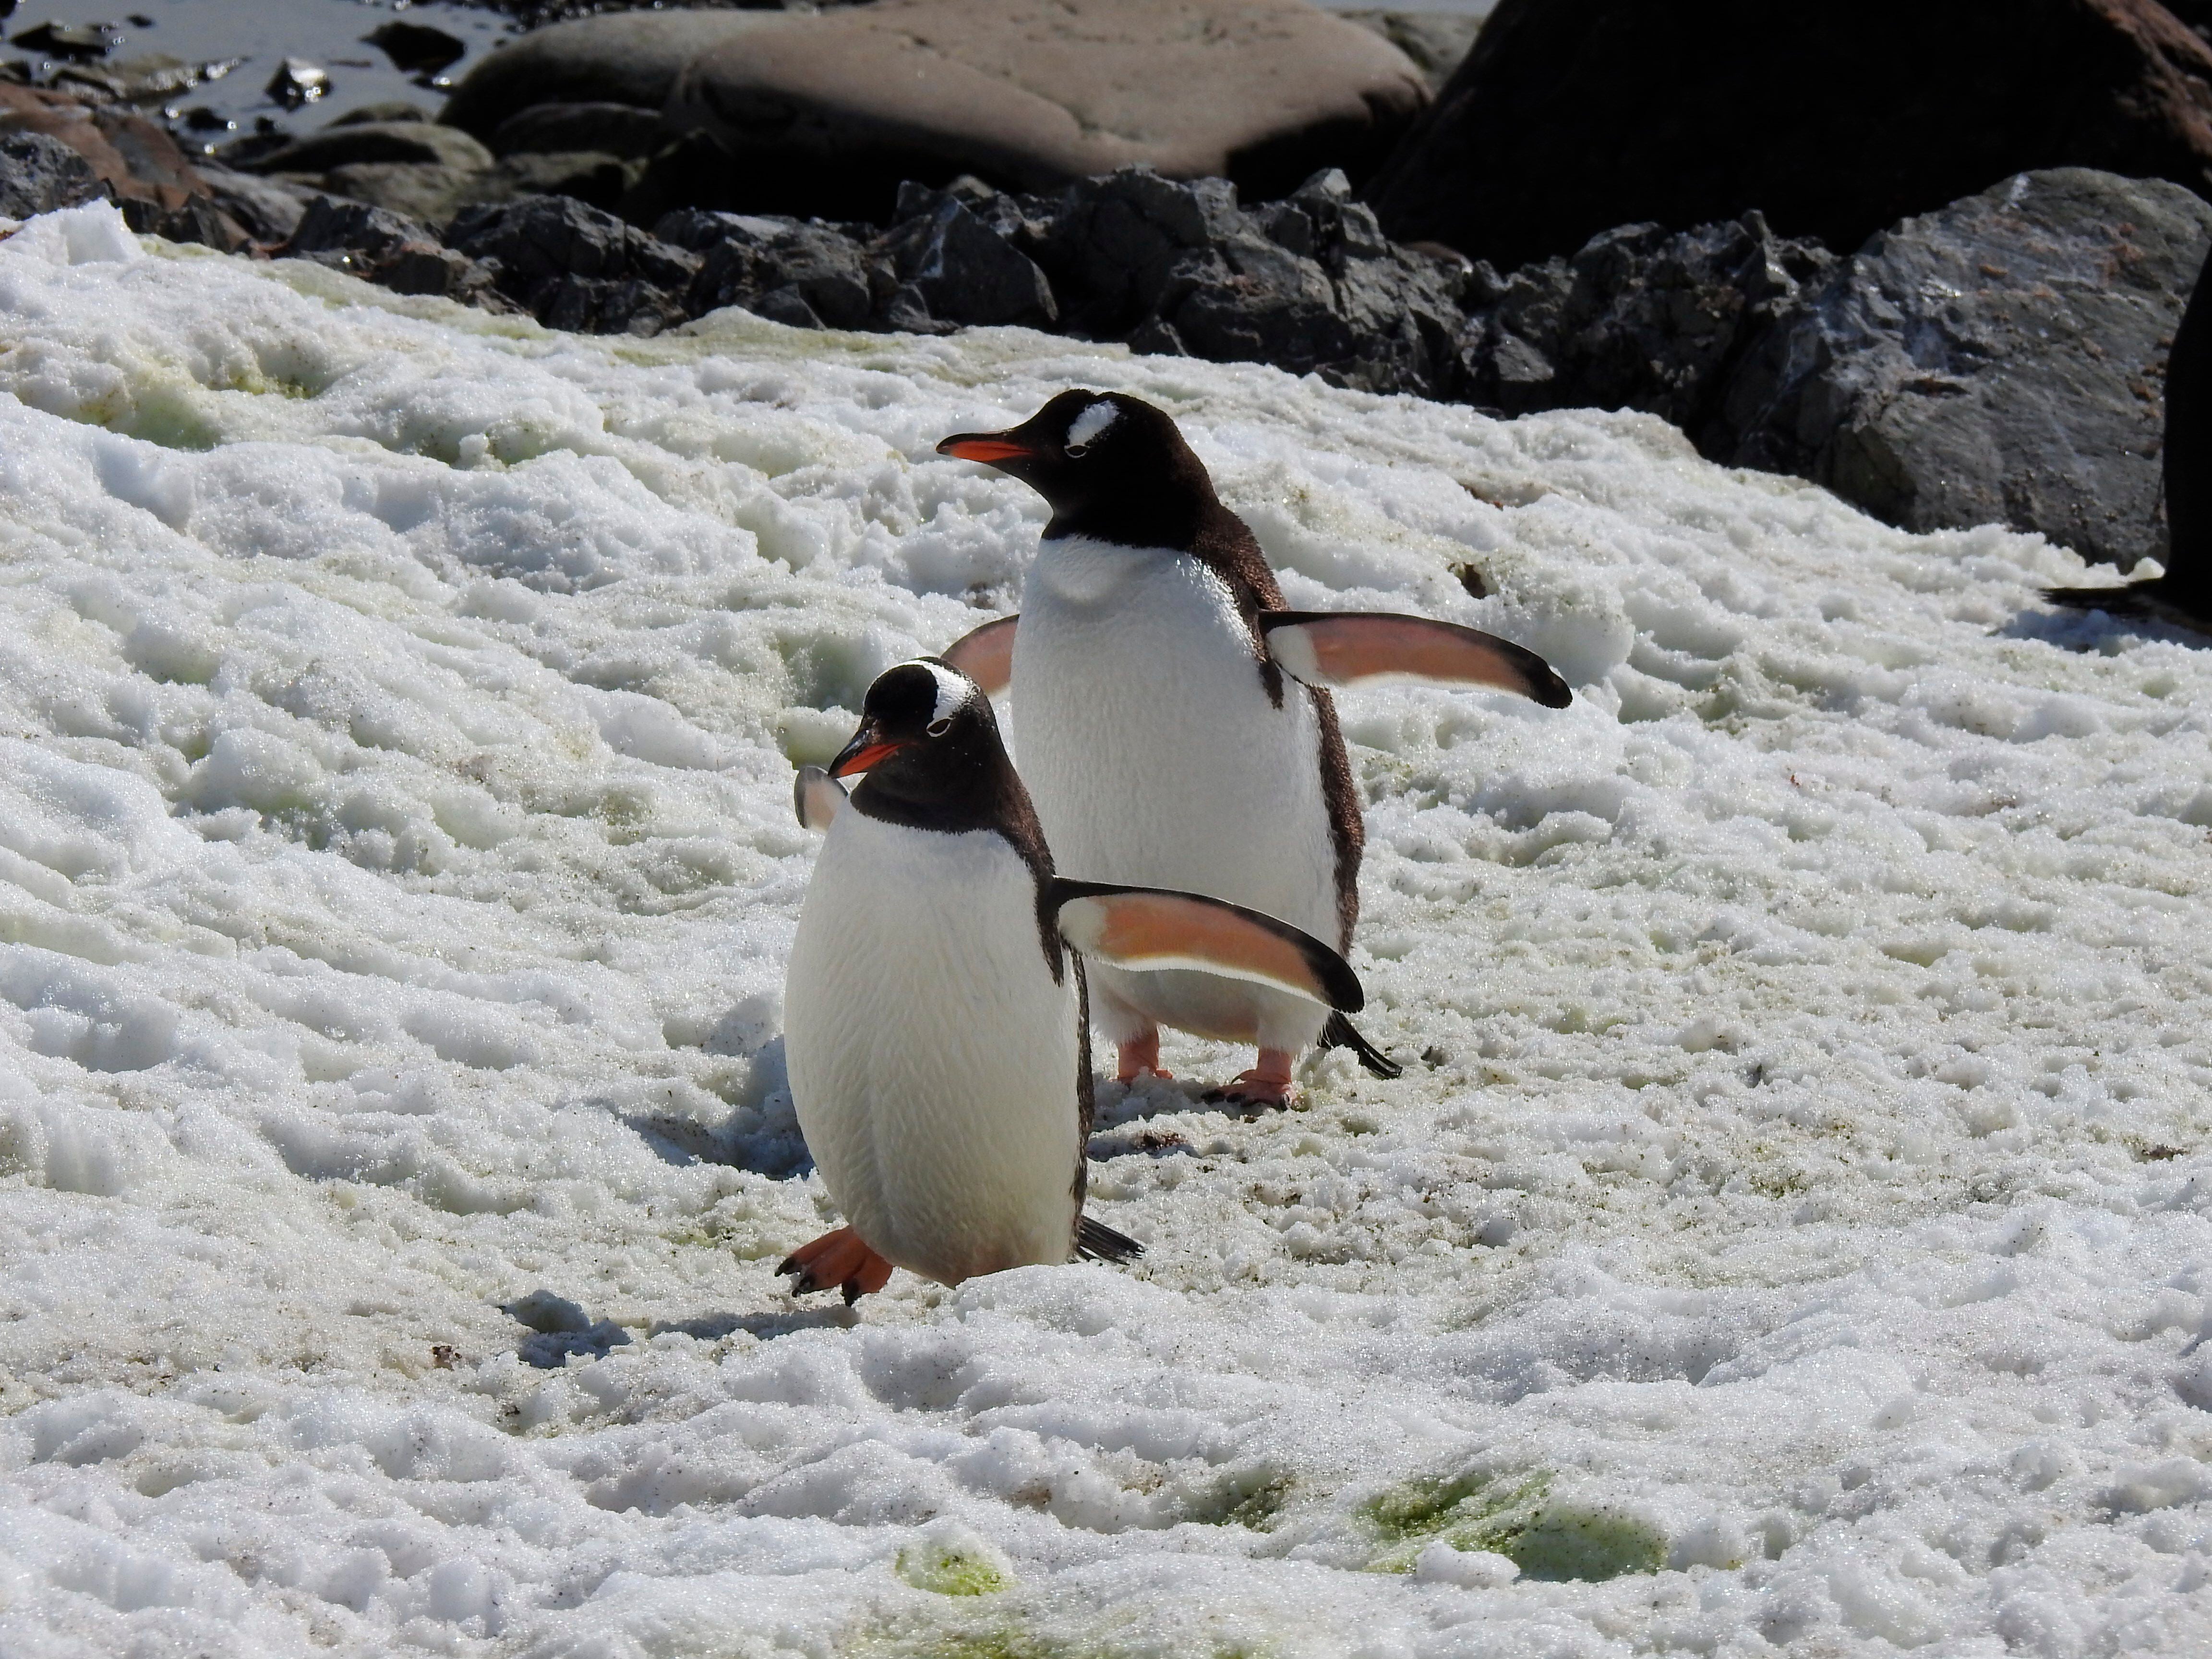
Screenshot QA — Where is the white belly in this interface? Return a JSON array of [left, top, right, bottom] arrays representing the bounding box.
[[784, 812, 1081, 1284], [1010, 535, 1340, 1051]]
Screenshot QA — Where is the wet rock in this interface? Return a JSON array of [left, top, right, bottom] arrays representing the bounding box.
[[364, 21, 469, 78], [265, 59, 328, 112], [488, 101, 663, 160], [300, 161, 497, 228], [1719, 168, 2212, 569], [0, 128, 102, 216], [11, 21, 123, 60], [0, 84, 232, 238], [285, 194, 502, 303], [446, 192, 698, 334], [496, 151, 635, 212], [1369, 0, 2212, 272]]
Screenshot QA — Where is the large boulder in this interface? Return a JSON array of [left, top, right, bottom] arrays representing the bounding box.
[[445, 0, 1425, 224], [1718, 169, 2212, 569], [438, 11, 776, 139], [1368, 0, 2212, 271]]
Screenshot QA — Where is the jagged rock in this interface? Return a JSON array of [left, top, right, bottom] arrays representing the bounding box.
[[285, 195, 502, 303], [659, 208, 888, 330], [0, 128, 103, 216], [1455, 214, 1835, 428], [488, 101, 664, 159], [0, 84, 240, 244], [878, 186, 1058, 328], [1718, 168, 2212, 568], [447, 193, 698, 334], [1037, 167, 1246, 337], [1370, 0, 2212, 271]]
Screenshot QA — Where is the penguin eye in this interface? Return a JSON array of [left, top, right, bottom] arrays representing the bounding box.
[[926, 718, 952, 737], [1063, 443, 1089, 458]]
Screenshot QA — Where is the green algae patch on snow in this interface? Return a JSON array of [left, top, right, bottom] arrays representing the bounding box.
[[1364, 1467, 1667, 1581], [897, 1533, 1015, 1597]]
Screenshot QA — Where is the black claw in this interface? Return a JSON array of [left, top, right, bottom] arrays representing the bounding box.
[[842, 1279, 864, 1306]]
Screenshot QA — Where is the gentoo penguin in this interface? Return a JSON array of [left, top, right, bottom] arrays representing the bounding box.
[[778, 658, 1364, 1302], [936, 391, 1571, 1106]]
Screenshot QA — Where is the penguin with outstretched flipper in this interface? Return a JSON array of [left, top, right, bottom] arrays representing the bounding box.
[[935, 391, 1570, 1106]]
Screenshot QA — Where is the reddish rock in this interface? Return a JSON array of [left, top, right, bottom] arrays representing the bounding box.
[[1367, 0, 2212, 270]]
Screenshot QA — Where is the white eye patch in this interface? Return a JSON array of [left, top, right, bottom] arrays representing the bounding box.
[[918, 660, 973, 725], [1066, 400, 1119, 448]]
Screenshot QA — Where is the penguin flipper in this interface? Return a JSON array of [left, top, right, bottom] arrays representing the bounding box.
[[1075, 1214, 1143, 1263], [1050, 880, 1363, 1012], [794, 764, 847, 831], [1319, 1010, 1404, 1078], [940, 614, 1019, 695], [2042, 579, 2210, 631], [1260, 611, 1572, 708]]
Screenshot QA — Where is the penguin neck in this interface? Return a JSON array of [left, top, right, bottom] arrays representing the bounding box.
[[849, 741, 1055, 880], [1044, 494, 1286, 618]]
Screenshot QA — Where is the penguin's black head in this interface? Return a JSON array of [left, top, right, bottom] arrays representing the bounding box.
[[829, 658, 1036, 839], [937, 391, 1217, 537]]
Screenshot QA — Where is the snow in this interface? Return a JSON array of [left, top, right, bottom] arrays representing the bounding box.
[[0, 200, 2208, 1657]]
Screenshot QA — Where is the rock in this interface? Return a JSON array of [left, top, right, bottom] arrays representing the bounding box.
[[1337, 11, 1483, 91], [244, 121, 495, 177], [364, 21, 469, 78], [661, 208, 888, 330], [446, 192, 699, 334], [329, 102, 435, 127], [1368, 0, 2212, 271], [662, 0, 1428, 220], [195, 164, 317, 243], [266, 59, 329, 112], [1718, 168, 2212, 569], [1455, 213, 1836, 428], [878, 187, 1058, 328], [11, 21, 123, 60], [488, 101, 664, 159], [294, 161, 497, 228], [285, 194, 502, 303], [0, 84, 237, 242], [0, 127, 102, 216], [496, 151, 635, 211], [439, 11, 781, 138]]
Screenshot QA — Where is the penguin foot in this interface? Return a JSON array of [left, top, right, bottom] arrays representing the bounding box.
[[778, 1227, 895, 1304], [1115, 1035, 1173, 1083], [1202, 1050, 1297, 1111]]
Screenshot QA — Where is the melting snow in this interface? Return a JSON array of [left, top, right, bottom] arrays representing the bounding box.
[[0, 203, 2208, 1657]]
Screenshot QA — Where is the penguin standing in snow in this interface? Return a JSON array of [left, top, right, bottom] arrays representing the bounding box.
[[936, 391, 1571, 1106], [778, 658, 1364, 1303]]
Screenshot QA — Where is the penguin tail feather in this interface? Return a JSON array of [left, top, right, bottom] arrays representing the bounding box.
[[1075, 1215, 1143, 1264], [1320, 1011, 1404, 1079]]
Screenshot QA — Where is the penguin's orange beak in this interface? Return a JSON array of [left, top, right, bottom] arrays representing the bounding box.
[[937, 433, 1037, 465], [830, 722, 905, 778]]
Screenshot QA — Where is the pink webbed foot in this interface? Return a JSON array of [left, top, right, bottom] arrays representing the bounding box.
[[1203, 1048, 1298, 1110], [1116, 1033, 1174, 1084], [777, 1226, 896, 1305]]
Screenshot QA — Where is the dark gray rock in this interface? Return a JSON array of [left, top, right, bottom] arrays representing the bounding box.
[[1455, 212, 1835, 429], [285, 195, 502, 304], [660, 208, 887, 330], [446, 193, 699, 334], [1719, 169, 2212, 568], [488, 102, 665, 160], [0, 129, 104, 217], [878, 189, 1057, 328]]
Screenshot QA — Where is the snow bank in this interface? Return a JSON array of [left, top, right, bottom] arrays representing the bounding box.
[[0, 202, 2206, 1657]]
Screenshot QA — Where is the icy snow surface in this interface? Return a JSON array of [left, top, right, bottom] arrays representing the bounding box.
[[0, 203, 2209, 1658]]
